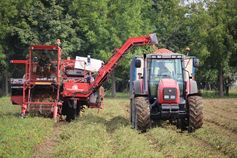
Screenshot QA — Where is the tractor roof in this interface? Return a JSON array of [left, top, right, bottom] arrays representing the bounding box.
[[146, 48, 184, 59], [154, 48, 174, 54]]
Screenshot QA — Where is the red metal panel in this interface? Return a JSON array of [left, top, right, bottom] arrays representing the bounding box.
[[62, 81, 90, 97], [11, 96, 23, 105], [157, 79, 180, 104]]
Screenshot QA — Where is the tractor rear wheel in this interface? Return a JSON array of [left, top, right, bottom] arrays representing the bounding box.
[[134, 97, 151, 132], [188, 96, 203, 132]]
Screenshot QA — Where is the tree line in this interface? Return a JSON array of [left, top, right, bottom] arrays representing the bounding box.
[[0, 0, 236, 96]]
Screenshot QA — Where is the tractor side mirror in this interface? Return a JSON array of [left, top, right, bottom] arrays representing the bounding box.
[[135, 59, 141, 68], [193, 58, 200, 67]]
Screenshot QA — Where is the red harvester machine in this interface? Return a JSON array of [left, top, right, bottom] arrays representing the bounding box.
[[10, 34, 158, 121]]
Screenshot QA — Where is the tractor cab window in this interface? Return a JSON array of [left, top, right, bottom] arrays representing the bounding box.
[[148, 59, 184, 99]]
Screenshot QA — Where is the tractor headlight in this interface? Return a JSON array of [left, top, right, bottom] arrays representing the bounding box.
[[164, 95, 170, 99], [170, 95, 176, 99]]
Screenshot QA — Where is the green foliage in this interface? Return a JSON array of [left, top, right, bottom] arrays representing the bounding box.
[[8, 0, 81, 57], [151, 0, 190, 52], [184, 0, 237, 95], [0, 52, 6, 72], [0, 0, 236, 95], [68, 0, 154, 88]]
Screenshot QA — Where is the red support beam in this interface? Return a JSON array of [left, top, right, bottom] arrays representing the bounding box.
[[70, 33, 158, 97], [10, 60, 27, 64]]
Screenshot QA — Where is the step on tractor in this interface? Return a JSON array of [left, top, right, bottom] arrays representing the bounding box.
[[10, 33, 158, 121], [129, 48, 203, 132]]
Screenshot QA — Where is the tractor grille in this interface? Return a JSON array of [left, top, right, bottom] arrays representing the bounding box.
[[163, 88, 176, 100]]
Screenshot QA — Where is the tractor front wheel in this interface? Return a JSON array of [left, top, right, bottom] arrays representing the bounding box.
[[133, 97, 151, 132], [188, 96, 203, 132]]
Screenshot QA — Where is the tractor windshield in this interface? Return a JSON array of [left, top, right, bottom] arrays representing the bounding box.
[[148, 59, 184, 99]]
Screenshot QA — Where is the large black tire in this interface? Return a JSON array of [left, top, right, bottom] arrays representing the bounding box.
[[188, 96, 203, 132], [134, 97, 151, 132], [65, 99, 77, 122]]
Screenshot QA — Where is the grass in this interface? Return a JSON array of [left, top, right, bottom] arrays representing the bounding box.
[[53, 98, 163, 158], [52, 97, 237, 158], [201, 86, 237, 98], [0, 95, 237, 158], [148, 127, 227, 158], [0, 97, 54, 158], [192, 125, 237, 158]]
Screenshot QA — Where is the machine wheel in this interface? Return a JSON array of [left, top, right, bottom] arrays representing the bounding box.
[[133, 97, 151, 132], [177, 118, 188, 131], [65, 99, 77, 122], [130, 99, 134, 127], [76, 104, 80, 117], [188, 96, 203, 132]]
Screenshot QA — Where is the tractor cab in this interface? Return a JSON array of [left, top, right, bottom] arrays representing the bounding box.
[[145, 52, 186, 120]]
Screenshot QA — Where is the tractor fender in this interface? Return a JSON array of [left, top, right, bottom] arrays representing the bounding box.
[[189, 79, 198, 95], [133, 79, 143, 95]]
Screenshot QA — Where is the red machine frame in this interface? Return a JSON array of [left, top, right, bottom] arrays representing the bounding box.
[[11, 45, 62, 119], [62, 35, 154, 98]]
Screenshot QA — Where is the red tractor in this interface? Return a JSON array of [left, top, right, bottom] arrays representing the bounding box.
[[10, 34, 158, 121], [129, 48, 203, 132]]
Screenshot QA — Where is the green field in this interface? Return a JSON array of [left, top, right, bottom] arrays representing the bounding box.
[[0, 96, 237, 158]]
